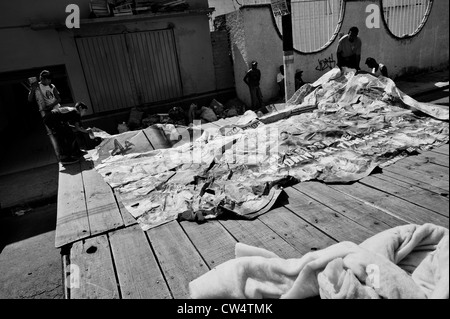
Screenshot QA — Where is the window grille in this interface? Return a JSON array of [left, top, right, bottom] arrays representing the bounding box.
[[238, 0, 344, 53], [382, 0, 433, 38]]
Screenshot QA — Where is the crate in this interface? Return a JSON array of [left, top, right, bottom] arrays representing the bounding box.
[[90, 0, 111, 17]]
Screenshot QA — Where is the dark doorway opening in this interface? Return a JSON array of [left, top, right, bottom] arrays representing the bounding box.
[[0, 65, 73, 175]]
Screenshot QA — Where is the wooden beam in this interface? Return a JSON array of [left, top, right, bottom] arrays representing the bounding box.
[[146, 221, 209, 299], [219, 218, 301, 259], [180, 220, 237, 268], [329, 182, 449, 228], [70, 235, 119, 299], [258, 206, 337, 255], [360, 174, 449, 217], [283, 186, 376, 243], [109, 225, 171, 299], [81, 159, 124, 236], [55, 162, 91, 248]]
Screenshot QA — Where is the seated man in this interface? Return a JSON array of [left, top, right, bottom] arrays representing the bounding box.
[[43, 102, 91, 164]]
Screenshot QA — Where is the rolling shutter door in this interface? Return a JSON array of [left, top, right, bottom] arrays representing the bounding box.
[[76, 29, 182, 113]]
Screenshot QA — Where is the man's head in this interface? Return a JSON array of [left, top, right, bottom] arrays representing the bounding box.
[[251, 61, 258, 70], [348, 26, 359, 42], [75, 102, 88, 116], [39, 70, 52, 85], [365, 57, 377, 69], [279, 65, 284, 74]]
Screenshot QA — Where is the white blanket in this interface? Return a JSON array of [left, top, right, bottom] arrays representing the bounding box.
[[189, 223, 449, 299]]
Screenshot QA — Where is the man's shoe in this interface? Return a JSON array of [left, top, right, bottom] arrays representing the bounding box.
[[60, 156, 80, 165]]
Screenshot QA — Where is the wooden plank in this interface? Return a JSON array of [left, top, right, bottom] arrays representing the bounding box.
[[283, 187, 377, 243], [70, 235, 120, 299], [180, 220, 236, 268], [113, 189, 138, 227], [258, 206, 336, 255], [109, 225, 172, 299], [55, 162, 91, 248], [219, 218, 301, 259], [408, 151, 449, 167], [359, 174, 449, 217], [293, 182, 407, 231], [329, 182, 449, 228], [382, 170, 449, 196], [395, 160, 449, 182], [146, 221, 209, 299], [430, 144, 449, 155], [81, 159, 124, 235], [383, 163, 449, 191]]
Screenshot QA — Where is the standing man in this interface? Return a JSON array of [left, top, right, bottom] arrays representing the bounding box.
[[27, 70, 61, 113], [337, 26, 362, 70], [243, 61, 263, 110]]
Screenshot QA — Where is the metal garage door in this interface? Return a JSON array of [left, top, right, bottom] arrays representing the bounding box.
[[76, 29, 182, 113]]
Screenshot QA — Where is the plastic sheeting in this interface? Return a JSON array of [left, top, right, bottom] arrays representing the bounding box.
[[91, 68, 449, 230]]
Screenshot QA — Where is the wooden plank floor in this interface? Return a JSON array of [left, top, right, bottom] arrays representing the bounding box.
[[57, 137, 449, 298]]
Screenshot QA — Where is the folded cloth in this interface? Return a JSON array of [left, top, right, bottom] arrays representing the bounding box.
[[189, 223, 449, 299]]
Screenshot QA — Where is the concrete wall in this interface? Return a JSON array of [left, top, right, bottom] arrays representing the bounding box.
[[0, 0, 214, 116], [226, 0, 449, 106], [211, 31, 235, 90]]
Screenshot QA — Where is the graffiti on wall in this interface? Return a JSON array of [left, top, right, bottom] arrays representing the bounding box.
[[316, 54, 336, 71]]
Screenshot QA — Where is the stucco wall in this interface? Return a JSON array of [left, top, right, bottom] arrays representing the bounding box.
[[227, 0, 449, 106], [0, 0, 214, 115]]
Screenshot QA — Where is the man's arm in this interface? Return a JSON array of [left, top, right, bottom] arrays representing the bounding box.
[[243, 71, 249, 86], [336, 41, 344, 68], [355, 55, 361, 70], [72, 122, 91, 134], [355, 39, 362, 70], [27, 82, 38, 102]]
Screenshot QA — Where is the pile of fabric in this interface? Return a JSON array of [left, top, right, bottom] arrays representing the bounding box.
[[91, 68, 449, 230], [189, 223, 449, 299]]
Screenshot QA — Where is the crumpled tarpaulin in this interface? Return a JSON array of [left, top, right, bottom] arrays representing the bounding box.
[[91, 68, 449, 230], [189, 223, 449, 299]]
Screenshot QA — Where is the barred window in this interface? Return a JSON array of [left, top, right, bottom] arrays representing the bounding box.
[[272, 0, 345, 53], [382, 0, 433, 38]]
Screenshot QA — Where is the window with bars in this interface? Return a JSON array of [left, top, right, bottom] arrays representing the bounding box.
[[238, 0, 345, 53], [289, 0, 344, 53], [382, 0, 433, 38]]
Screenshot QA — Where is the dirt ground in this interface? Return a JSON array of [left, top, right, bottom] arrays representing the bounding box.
[[0, 202, 63, 299]]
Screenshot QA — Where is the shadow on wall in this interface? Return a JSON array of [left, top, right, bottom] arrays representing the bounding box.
[[232, 42, 252, 108]]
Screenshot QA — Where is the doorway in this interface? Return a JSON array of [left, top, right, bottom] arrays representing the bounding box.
[[0, 65, 73, 175]]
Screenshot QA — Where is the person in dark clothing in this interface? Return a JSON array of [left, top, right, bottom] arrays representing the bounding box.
[[243, 61, 263, 110], [364, 57, 389, 77], [43, 102, 91, 164], [337, 26, 362, 70]]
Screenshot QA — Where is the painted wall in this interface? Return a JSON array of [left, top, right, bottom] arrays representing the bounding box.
[[226, 0, 449, 106], [0, 0, 214, 115]]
